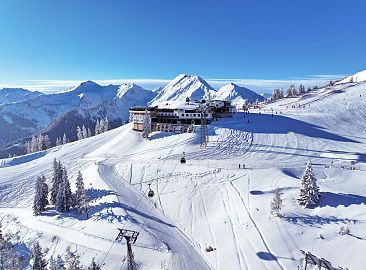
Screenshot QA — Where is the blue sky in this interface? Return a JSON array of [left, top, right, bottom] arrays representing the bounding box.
[[0, 0, 365, 93]]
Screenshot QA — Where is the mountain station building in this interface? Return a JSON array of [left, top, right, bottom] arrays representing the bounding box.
[[129, 99, 235, 133]]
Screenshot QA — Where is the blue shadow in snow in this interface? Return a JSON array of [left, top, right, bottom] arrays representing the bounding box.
[[6, 151, 47, 167], [319, 192, 366, 208], [257, 252, 277, 261], [281, 168, 300, 179], [250, 190, 264, 195], [148, 131, 177, 140], [283, 214, 357, 228], [217, 113, 359, 143]]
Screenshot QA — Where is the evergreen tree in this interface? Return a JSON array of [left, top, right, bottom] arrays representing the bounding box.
[[55, 180, 65, 213], [99, 119, 105, 134], [87, 128, 92, 138], [26, 141, 32, 154], [40, 175, 49, 210], [82, 125, 88, 139], [298, 84, 306, 94], [31, 135, 38, 153], [49, 256, 56, 270], [270, 187, 283, 218], [50, 159, 62, 205], [286, 84, 298, 97], [75, 171, 88, 216], [88, 258, 101, 270], [62, 133, 68, 145], [0, 229, 23, 269], [33, 176, 43, 216], [56, 167, 72, 213], [103, 117, 109, 132], [56, 137, 62, 146], [31, 242, 48, 270], [76, 126, 83, 140], [64, 247, 83, 270], [298, 161, 320, 207], [56, 255, 65, 270], [63, 168, 72, 212], [95, 119, 100, 135]]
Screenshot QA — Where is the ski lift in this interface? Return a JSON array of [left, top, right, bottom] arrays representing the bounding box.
[[147, 184, 154, 198], [180, 152, 186, 164]]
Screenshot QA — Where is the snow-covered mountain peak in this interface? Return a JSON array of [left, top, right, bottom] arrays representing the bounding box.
[[216, 83, 265, 108], [150, 74, 216, 105], [116, 82, 146, 98]]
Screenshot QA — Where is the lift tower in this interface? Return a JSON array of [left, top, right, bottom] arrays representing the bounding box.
[[116, 229, 139, 270]]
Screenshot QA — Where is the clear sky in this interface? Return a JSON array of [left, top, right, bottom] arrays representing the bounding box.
[[0, 0, 365, 92]]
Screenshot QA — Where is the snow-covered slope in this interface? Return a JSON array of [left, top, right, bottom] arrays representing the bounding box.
[[1, 81, 365, 269], [216, 83, 265, 108], [150, 74, 216, 105], [0, 88, 43, 105], [337, 69, 366, 84]]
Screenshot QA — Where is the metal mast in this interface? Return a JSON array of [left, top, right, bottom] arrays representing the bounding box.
[[116, 229, 139, 270]]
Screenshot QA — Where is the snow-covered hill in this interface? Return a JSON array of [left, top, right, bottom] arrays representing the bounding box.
[[150, 74, 217, 105], [0, 80, 365, 269], [337, 69, 366, 84], [216, 83, 265, 108]]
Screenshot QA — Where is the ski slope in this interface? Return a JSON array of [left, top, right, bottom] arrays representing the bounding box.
[[1, 82, 366, 269]]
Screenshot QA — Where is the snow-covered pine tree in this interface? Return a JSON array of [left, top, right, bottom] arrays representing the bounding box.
[[31, 135, 38, 153], [64, 246, 83, 270], [270, 187, 283, 218], [103, 117, 109, 132], [298, 161, 320, 207], [82, 125, 88, 139], [99, 119, 105, 134], [37, 134, 44, 151], [50, 159, 61, 205], [55, 180, 65, 212], [55, 137, 62, 146], [26, 141, 32, 154], [142, 108, 151, 139], [62, 133, 68, 145], [56, 255, 65, 270], [43, 135, 50, 149], [31, 242, 48, 270], [62, 168, 72, 212], [0, 230, 23, 269], [40, 174, 49, 210], [76, 126, 83, 140], [33, 176, 43, 216], [75, 171, 88, 216], [56, 166, 72, 213], [49, 256, 56, 270], [298, 84, 306, 94], [87, 128, 92, 138], [88, 258, 101, 270], [95, 119, 100, 135]]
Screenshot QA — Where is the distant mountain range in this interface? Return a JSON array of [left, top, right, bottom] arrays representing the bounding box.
[[3, 69, 362, 157]]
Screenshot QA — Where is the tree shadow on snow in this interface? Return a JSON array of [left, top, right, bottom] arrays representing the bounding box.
[[257, 251, 277, 261], [86, 188, 116, 201], [283, 214, 357, 228], [281, 168, 300, 179], [91, 201, 175, 228], [319, 192, 366, 208]]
